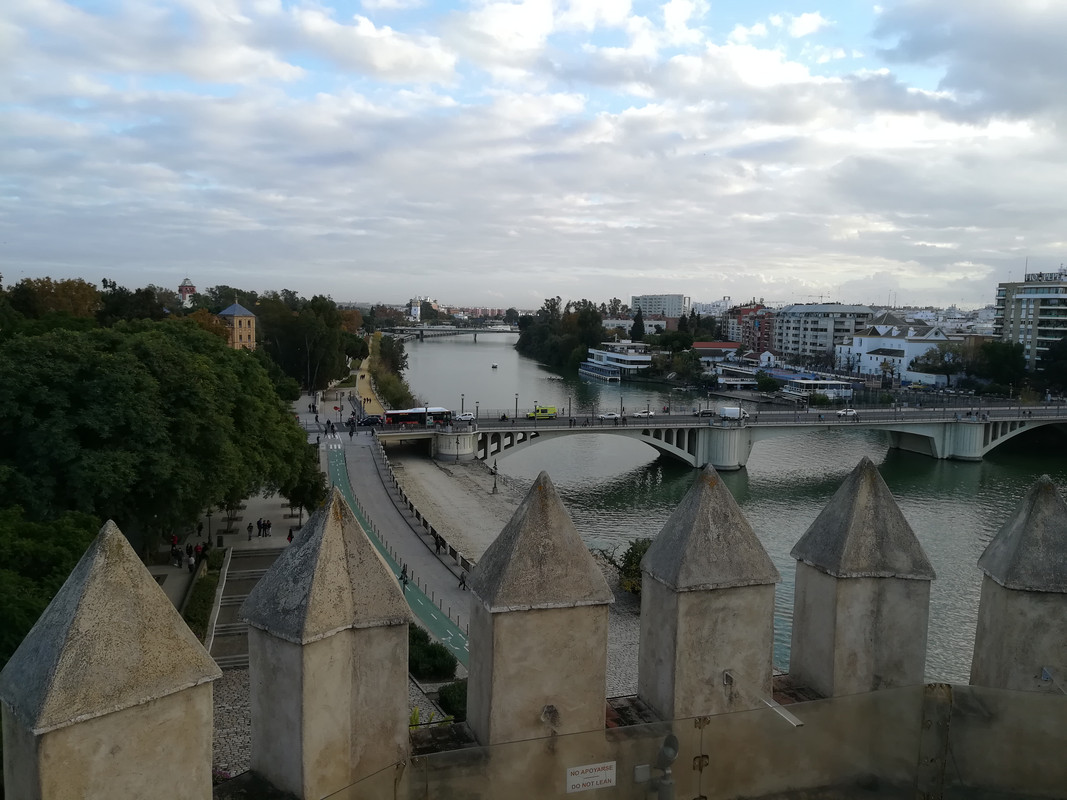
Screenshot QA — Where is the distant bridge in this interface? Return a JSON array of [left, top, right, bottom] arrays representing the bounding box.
[[381, 326, 517, 342], [375, 406, 1067, 471]]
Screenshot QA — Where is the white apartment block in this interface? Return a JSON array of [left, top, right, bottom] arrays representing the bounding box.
[[994, 268, 1067, 370], [773, 303, 875, 361], [631, 294, 691, 318]]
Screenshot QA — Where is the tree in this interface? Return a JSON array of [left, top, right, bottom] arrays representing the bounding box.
[[0, 506, 100, 668], [504, 308, 519, 325], [97, 279, 167, 326], [340, 307, 364, 334], [7, 277, 100, 319], [608, 297, 624, 317], [0, 320, 312, 545], [630, 308, 645, 341], [1040, 337, 1067, 392], [972, 341, 1026, 387], [909, 342, 964, 382]]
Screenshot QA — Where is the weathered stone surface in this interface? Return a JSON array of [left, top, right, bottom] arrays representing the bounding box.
[[978, 474, 1067, 593], [791, 457, 935, 580], [241, 487, 412, 643], [0, 520, 220, 734], [642, 465, 779, 591], [472, 471, 613, 612]]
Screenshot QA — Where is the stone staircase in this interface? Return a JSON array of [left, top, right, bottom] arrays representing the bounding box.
[[210, 548, 286, 670]]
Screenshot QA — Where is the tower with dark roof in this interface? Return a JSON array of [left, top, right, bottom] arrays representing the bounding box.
[[217, 302, 257, 351]]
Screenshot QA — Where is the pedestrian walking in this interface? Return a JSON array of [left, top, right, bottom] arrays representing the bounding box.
[[265, 519, 272, 536], [287, 529, 294, 543], [247, 522, 254, 540], [186, 543, 193, 558], [257, 518, 263, 537], [435, 535, 443, 555], [400, 564, 409, 591], [187, 553, 196, 573], [194, 543, 202, 563], [458, 572, 467, 590]]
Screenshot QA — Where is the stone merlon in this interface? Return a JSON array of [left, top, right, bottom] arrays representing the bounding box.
[[978, 474, 1067, 593], [791, 457, 935, 580], [0, 520, 221, 735], [642, 465, 779, 591], [472, 471, 614, 612], [241, 487, 412, 644]]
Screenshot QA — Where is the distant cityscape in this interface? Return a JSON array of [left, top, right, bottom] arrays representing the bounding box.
[[176, 267, 1067, 386]]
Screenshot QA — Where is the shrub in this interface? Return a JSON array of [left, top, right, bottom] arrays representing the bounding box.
[[183, 571, 219, 641], [438, 679, 467, 722], [619, 537, 653, 595], [207, 548, 225, 570], [408, 624, 458, 681]]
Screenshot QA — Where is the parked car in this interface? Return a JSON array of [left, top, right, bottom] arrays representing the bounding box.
[[358, 415, 383, 426], [633, 409, 655, 418], [455, 412, 475, 421], [836, 408, 858, 418], [597, 412, 621, 420]]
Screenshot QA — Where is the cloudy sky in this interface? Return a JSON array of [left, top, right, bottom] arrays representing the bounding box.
[[4, 0, 1066, 310]]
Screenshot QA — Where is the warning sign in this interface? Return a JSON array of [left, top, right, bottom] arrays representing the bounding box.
[[565, 761, 617, 793]]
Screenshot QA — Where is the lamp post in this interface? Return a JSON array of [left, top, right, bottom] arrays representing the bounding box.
[[461, 394, 465, 415], [568, 395, 572, 419], [515, 393, 518, 420], [475, 401, 479, 419]]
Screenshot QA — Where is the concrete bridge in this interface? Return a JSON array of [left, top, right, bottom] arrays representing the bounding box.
[[381, 326, 517, 343], [376, 405, 1067, 471]]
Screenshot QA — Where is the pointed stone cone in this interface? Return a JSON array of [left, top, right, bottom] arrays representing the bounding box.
[[971, 475, 1067, 691], [468, 472, 613, 745], [789, 457, 935, 697], [241, 487, 413, 798], [0, 521, 220, 800], [639, 465, 779, 718]]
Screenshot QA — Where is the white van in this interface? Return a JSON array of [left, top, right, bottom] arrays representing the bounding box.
[[718, 407, 750, 420]]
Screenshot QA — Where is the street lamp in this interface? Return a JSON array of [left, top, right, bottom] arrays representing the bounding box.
[[515, 393, 518, 420], [476, 401, 479, 419], [461, 394, 465, 414]]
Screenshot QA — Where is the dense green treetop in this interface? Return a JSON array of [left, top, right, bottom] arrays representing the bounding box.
[[0, 319, 316, 538], [516, 297, 605, 370]]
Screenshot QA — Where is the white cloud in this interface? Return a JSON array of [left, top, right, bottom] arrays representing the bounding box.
[[293, 11, 455, 82], [728, 22, 768, 44], [557, 0, 631, 31], [362, 0, 426, 10], [789, 12, 831, 38]]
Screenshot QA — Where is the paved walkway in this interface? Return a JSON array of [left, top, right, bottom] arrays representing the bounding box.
[[156, 357, 475, 666]]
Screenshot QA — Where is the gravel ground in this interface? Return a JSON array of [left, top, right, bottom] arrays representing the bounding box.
[[212, 670, 442, 777]]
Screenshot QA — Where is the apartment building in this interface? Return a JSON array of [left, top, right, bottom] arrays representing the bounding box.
[[631, 294, 690, 319], [772, 303, 874, 362], [994, 268, 1067, 370]]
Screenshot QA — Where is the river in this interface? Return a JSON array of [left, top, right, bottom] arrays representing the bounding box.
[[403, 333, 1067, 683]]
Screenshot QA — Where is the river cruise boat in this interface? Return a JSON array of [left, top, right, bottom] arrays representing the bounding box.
[[782, 378, 853, 402], [580, 341, 651, 382], [578, 360, 621, 381]]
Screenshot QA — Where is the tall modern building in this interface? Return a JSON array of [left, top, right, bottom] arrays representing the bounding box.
[[631, 294, 690, 318], [772, 303, 874, 363], [994, 268, 1067, 370]]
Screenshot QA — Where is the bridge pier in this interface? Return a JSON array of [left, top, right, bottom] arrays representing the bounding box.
[[694, 424, 754, 471], [435, 430, 479, 462]]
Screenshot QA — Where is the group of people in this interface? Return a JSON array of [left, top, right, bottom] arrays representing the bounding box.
[[170, 537, 212, 573]]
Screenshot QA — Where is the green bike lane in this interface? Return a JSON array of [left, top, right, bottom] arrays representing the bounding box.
[[325, 439, 470, 665]]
